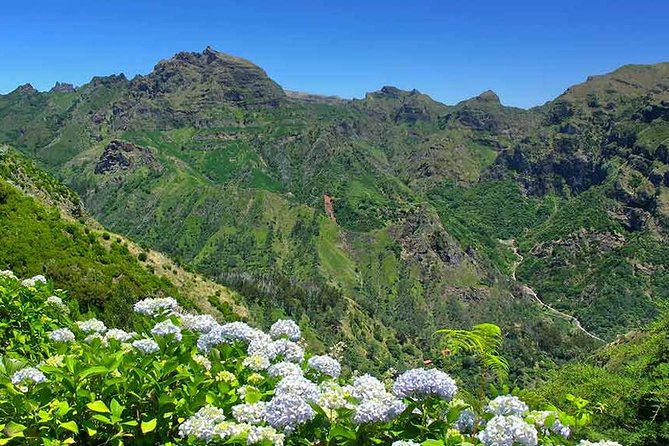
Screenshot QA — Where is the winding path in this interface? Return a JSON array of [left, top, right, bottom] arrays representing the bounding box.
[[501, 239, 606, 343]]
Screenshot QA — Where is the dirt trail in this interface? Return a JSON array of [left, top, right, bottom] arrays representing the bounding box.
[[501, 239, 606, 343]]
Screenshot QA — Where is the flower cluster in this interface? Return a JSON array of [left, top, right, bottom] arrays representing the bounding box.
[[269, 319, 301, 341], [264, 393, 315, 432], [104, 328, 136, 342], [529, 410, 571, 438], [46, 295, 68, 311], [151, 319, 182, 341], [21, 274, 47, 288], [0, 269, 17, 279], [268, 361, 303, 378], [133, 297, 180, 317], [49, 328, 75, 343], [11, 367, 47, 386], [178, 405, 227, 442], [477, 415, 538, 446], [485, 395, 529, 417], [392, 368, 457, 400], [75, 318, 107, 334], [350, 374, 406, 424], [232, 402, 268, 424], [132, 338, 160, 354], [307, 355, 341, 378]]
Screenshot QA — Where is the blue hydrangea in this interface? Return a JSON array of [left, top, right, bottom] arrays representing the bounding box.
[[274, 375, 320, 403], [269, 319, 301, 341], [529, 410, 571, 438], [392, 368, 457, 400], [132, 338, 160, 354], [268, 361, 303, 378], [49, 328, 75, 343], [231, 402, 268, 424], [352, 394, 407, 424], [11, 367, 47, 386], [307, 355, 341, 378], [178, 405, 226, 442], [265, 393, 315, 432]]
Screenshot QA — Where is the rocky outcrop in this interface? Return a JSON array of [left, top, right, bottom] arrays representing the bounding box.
[[95, 140, 162, 174], [49, 82, 76, 93]]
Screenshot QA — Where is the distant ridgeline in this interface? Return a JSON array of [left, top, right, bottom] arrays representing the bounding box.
[[1, 48, 668, 381]]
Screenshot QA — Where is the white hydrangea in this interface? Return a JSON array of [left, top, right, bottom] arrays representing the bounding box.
[[132, 338, 160, 354], [49, 328, 75, 343], [11, 367, 47, 386], [197, 322, 262, 353], [243, 354, 271, 371], [133, 297, 180, 317], [75, 318, 107, 334], [275, 375, 320, 403], [485, 395, 529, 417], [477, 415, 538, 446], [247, 425, 285, 446], [352, 394, 407, 424], [213, 421, 252, 440], [392, 368, 457, 400], [350, 374, 388, 400], [181, 313, 219, 333], [151, 319, 182, 341], [268, 361, 303, 378], [0, 269, 17, 279], [21, 275, 47, 287], [178, 405, 226, 442], [46, 295, 68, 312], [269, 339, 304, 363], [104, 328, 136, 342], [307, 355, 341, 378], [231, 402, 268, 424], [269, 319, 301, 341]]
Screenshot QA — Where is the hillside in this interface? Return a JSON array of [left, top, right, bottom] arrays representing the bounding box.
[[1, 47, 668, 375]]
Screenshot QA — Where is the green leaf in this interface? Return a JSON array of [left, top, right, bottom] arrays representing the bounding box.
[[59, 421, 79, 434], [110, 398, 124, 418], [80, 366, 109, 379], [4, 422, 26, 438], [87, 400, 110, 413], [141, 418, 157, 434]]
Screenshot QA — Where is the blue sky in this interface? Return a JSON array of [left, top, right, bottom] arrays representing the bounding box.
[[1, 0, 668, 108]]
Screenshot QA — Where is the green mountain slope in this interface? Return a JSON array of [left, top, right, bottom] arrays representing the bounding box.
[[2, 48, 667, 376]]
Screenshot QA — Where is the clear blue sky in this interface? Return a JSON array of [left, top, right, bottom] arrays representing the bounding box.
[[1, 0, 668, 108]]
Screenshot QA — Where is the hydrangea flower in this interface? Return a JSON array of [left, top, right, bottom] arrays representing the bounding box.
[[49, 328, 75, 343], [352, 394, 407, 424], [485, 395, 529, 417], [193, 354, 212, 371], [268, 361, 303, 378], [392, 441, 421, 446], [46, 295, 68, 311], [104, 328, 136, 342], [132, 338, 160, 354], [318, 381, 353, 411], [529, 410, 570, 438], [350, 374, 388, 400], [133, 297, 180, 317], [392, 368, 457, 400], [197, 322, 262, 353], [76, 318, 107, 334], [213, 421, 252, 440], [0, 270, 17, 279], [307, 355, 341, 378], [275, 375, 320, 403], [181, 313, 219, 333], [84, 333, 108, 346], [477, 415, 538, 446], [269, 319, 301, 341], [178, 405, 226, 442], [243, 354, 271, 371], [265, 393, 315, 432], [454, 409, 477, 433], [269, 339, 304, 363], [151, 319, 182, 341], [21, 275, 47, 287], [247, 426, 285, 446], [231, 402, 268, 424], [11, 367, 47, 387]]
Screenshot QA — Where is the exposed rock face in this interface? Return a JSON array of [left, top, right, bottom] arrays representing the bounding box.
[[95, 140, 162, 174], [13, 84, 38, 95], [50, 82, 76, 93]]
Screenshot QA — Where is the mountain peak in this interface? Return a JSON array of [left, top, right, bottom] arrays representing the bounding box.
[[50, 82, 76, 93], [476, 90, 501, 103], [12, 83, 38, 95]]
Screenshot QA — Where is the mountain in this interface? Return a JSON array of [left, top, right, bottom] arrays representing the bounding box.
[[1, 47, 667, 377]]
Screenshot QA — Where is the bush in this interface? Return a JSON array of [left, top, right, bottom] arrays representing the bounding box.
[[0, 272, 618, 446], [138, 252, 148, 262]]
